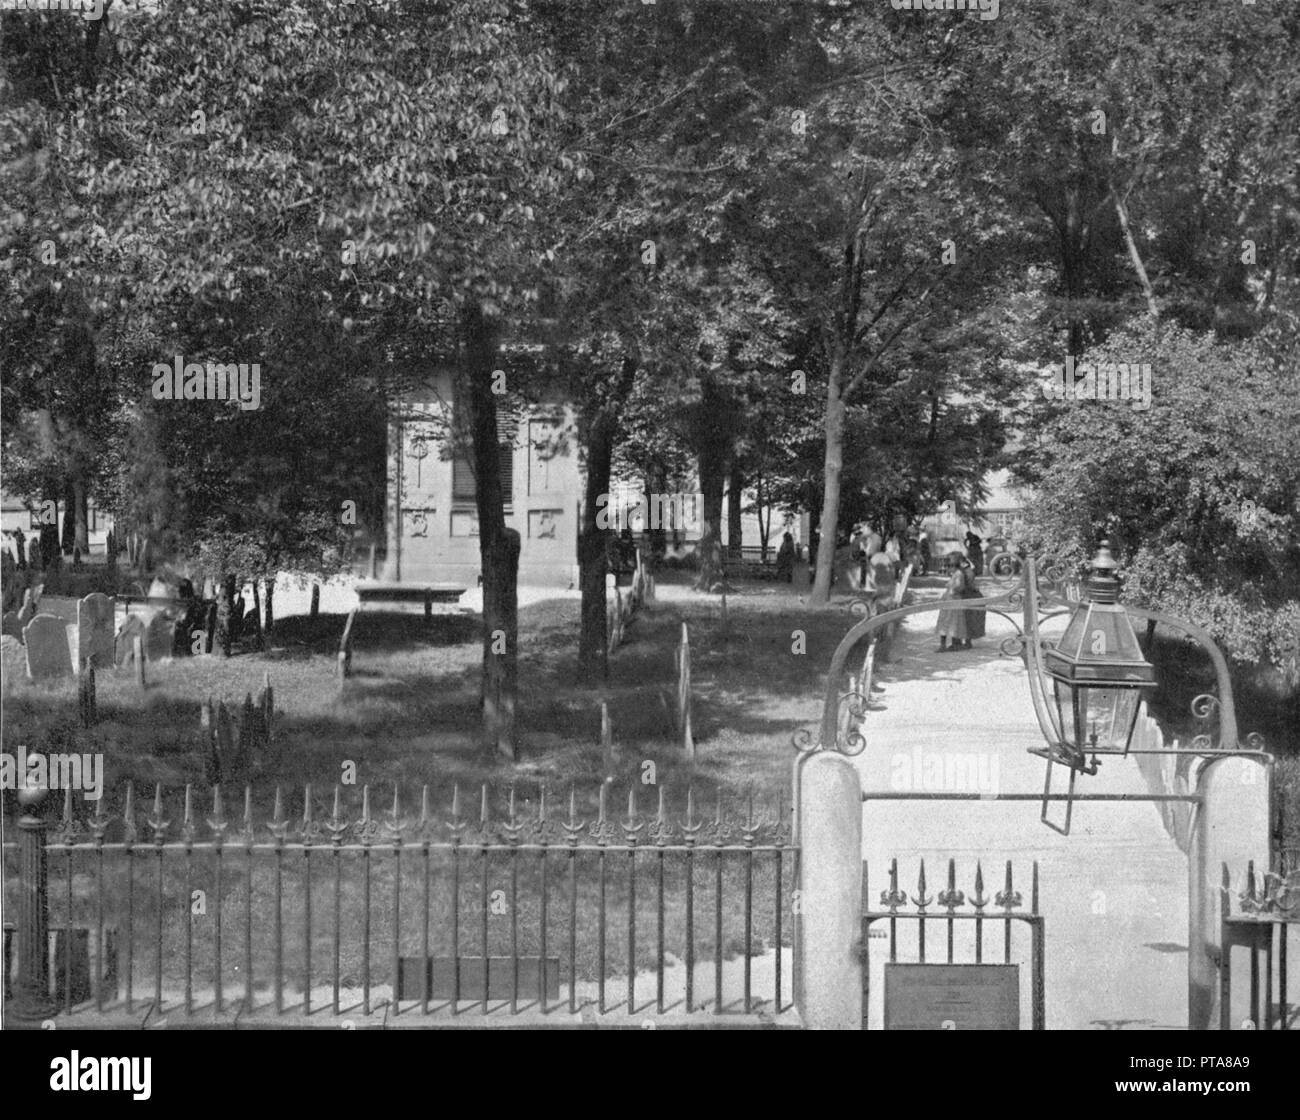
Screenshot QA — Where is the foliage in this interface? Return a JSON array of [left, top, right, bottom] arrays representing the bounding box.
[[1018, 320, 1299, 672]]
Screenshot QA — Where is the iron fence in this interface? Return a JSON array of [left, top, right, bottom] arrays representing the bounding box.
[[2, 781, 796, 1024], [1219, 862, 1298, 1030]]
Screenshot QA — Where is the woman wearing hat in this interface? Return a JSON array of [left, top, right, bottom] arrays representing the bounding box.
[[937, 555, 982, 651]]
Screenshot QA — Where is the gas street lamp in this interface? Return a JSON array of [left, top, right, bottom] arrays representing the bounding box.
[[1040, 542, 1157, 769]]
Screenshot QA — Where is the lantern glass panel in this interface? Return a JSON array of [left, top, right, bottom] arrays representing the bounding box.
[[1052, 678, 1141, 753]]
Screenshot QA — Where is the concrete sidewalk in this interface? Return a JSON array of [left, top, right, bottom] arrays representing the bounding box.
[[854, 584, 1189, 1030]]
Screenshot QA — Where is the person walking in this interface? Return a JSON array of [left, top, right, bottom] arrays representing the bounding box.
[[936, 556, 973, 652], [775, 531, 796, 583]]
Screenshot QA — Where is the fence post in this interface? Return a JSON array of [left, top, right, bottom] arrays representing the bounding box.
[[9, 786, 54, 1027], [1187, 756, 1271, 1030], [793, 750, 862, 1029]]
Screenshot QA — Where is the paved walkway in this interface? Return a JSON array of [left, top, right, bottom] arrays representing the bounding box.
[[854, 582, 1188, 1030]]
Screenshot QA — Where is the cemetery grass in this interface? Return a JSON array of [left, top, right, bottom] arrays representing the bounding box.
[[2, 580, 852, 996]]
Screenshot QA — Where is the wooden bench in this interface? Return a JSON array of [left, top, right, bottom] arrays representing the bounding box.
[[355, 582, 468, 616]]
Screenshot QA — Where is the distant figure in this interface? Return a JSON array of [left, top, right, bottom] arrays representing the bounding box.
[[775, 532, 796, 583], [937, 557, 974, 652], [865, 548, 898, 659], [917, 534, 931, 575], [965, 530, 984, 576], [808, 528, 820, 584], [12, 527, 26, 570]]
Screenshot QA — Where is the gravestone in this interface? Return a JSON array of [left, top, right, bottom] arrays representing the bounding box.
[[215, 703, 236, 781], [78, 593, 116, 669], [1, 612, 21, 640], [144, 611, 175, 662], [17, 588, 38, 626], [24, 614, 73, 680], [1, 633, 26, 686], [116, 614, 146, 667]]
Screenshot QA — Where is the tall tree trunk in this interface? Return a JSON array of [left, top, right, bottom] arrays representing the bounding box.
[[263, 575, 275, 640], [1110, 180, 1159, 318], [215, 574, 235, 657], [695, 451, 727, 592], [727, 465, 744, 561], [578, 410, 616, 681], [61, 484, 75, 554], [756, 470, 771, 561], [72, 477, 89, 554], [460, 302, 518, 760], [645, 467, 667, 560], [810, 351, 847, 605]]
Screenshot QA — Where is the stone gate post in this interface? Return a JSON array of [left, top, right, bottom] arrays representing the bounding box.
[[793, 750, 863, 1029], [1187, 756, 1270, 1030]]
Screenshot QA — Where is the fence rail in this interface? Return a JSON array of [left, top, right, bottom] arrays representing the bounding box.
[[2, 781, 796, 1025]]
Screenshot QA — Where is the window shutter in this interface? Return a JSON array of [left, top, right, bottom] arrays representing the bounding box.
[[452, 405, 517, 505]]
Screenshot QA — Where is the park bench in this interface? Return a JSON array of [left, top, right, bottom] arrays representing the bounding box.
[[355, 581, 468, 616]]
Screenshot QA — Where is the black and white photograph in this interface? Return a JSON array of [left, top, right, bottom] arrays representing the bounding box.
[[0, 0, 1296, 1084]]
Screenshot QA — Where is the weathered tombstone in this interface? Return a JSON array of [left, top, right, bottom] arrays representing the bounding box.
[[237, 692, 260, 774], [259, 672, 274, 749], [17, 588, 38, 626], [1, 633, 26, 688], [601, 700, 620, 774], [115, 613, 146, 666], [309, 584, 320, 619], [1, 612, 22, 640], [24, 614, 73, 680], [676, 622, 695, 764], [201, 698, 221, 786], [144, 611, 176, 662], [78, 663, 96, 727], [132, 635, 146, 689], [215, 702, 236, 779]]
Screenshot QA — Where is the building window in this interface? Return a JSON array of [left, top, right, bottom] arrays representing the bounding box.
[[452, 410, 516, 508]]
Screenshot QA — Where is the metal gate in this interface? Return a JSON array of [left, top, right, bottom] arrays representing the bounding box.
[[861, 857, 1045, 1029]]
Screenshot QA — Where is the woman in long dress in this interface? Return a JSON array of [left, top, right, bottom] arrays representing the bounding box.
[[960, 556, 986, 643], [936, 560, 971, 651]]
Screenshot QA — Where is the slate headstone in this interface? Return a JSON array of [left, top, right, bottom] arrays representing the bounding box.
[[24, 613, 73, 680], [78, 593, 116, 669], [1, 612, 22, 640], [144, 611, 176, 662]]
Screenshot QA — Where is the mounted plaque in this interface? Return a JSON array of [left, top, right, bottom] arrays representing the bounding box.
[[884, 963, 1020, 1030]]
